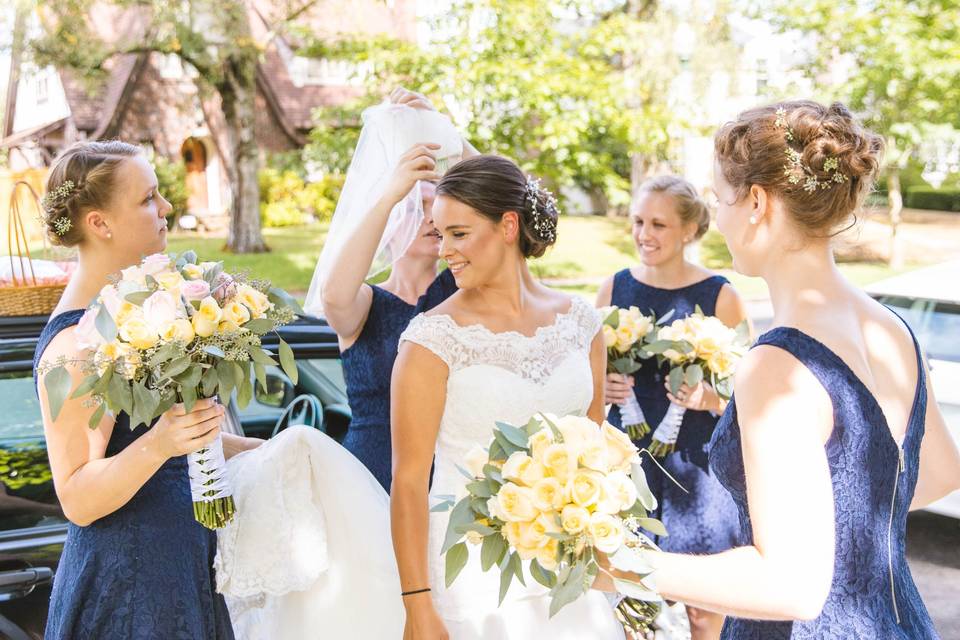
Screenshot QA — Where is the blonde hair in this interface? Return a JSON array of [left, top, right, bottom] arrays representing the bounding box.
[[637, 175, 711, 240], [43, 140, 143, 246]]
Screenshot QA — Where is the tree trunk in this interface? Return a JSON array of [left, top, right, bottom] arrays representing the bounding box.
[[887, 170, 903, 268], [220, 56, 268, 254]]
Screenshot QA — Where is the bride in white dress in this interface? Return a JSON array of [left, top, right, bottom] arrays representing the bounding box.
[[391, 154, 624, 639]]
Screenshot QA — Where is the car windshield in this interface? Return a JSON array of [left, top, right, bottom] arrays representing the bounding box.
[[876, 296, 960, 362]]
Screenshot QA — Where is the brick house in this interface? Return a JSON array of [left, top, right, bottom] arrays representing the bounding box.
[[1, 0, 417, 223]]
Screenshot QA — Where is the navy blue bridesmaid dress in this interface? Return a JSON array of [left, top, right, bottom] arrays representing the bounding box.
[[340, 269, 457, 490], [608, 268, 739, 554], [709, 325, 938, 638], [34, 310, 234, 640]]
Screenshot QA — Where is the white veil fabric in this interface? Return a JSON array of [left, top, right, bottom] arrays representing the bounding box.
[[303, 102, 463, 317]]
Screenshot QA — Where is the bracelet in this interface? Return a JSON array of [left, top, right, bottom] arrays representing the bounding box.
[[401, 587, 431, 597]]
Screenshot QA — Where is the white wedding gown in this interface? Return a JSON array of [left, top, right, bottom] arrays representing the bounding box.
[[399, 296, 624, 639], [214, 296, 623, 639]]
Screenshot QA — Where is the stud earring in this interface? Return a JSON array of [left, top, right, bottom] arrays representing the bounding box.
[[106, 231, 113, 239], [749, 215, 758, 225]]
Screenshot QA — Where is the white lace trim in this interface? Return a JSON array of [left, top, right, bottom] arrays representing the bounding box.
[[400, 297, 600, 384]]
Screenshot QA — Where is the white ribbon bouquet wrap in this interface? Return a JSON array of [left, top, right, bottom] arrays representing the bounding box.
[[304, 103, 463, 315]]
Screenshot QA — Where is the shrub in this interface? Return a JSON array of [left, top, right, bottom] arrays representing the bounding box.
[[904, 187, 960, 212], [258, 166, 344, 228]]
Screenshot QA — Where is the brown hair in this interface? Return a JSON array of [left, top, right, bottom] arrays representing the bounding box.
[[714, 100, 884, 236], [436, 155, 559, 259], [637, 175, 711, 240], [42, 140, 143, 246]]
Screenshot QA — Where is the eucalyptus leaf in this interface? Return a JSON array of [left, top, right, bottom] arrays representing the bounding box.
[[148, 343, 180, 368], [495, 421, 529, 448], [162, 356, 192, 380], [444, 542, 469, 588], [441, 498, 473, 553], [498, 553, 516, 605], [237, 378, 253, 409], [278, 339, 298, 384], [253, 361, 267, 393], [95, 304, 117, 342], [488, 438, 507, 462], [44, 366, 72, 422], [465, 480, 493, 498], [156, 391, 176, 416], [668, 367, 685, 395], [131, 382, 158, 428], [93, 365, 114, 394], [201, 366, 219, 398], [509, 550, 525, 587], [108, 373, 132, 415], [269, 287, 305, 315], [70, 374, 100, 400], [480, 532, 507, 571], [631, 462, 658, 511], [181, 385, 198, 412], [529, 558, 557, 589], [612, 576, 660, 602], [247, 347, 278, 366], [181, 250, 198, 264], [175, 364, 203, 390], [124, 290, 152, 306], [548, 561, 588, 617], [244, 318, 275, 335], [684, 364, 704, 387], [482, 464, 504, 484], [87, 402, 107, 429], [203, 345, 226, 359]]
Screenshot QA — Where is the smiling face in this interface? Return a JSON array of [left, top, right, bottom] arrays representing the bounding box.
[[630, 191, 698, 267], [432, 194, 519, 289], [94, 155, 172, 263]]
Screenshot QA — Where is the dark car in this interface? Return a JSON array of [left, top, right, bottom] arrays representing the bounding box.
[[0, 314, 349, 640]]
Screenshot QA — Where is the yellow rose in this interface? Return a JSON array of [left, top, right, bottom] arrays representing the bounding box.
[[502, 452, 534, 483], [182, 264, 204, 280], [236, 284, 272, 318], [118, 317, 159, 350], [554, 415, 598, 450], [197, 296, 223, 324], [160, 318, 196, 345], [614, 325, 636, 353], [528, 426, 555, 459], [155, 270, 185, 292], [494, 482, 538, 522], [601, 422, 641, 472], [95, 341, 123, 375], [115, 301, 142, 326], [707, 349, 738, 381], [604, 471, 639, 513], [222, 301, 251, 327], [633, 315, 653, 337], [578, 441, 610, 472], [588, 512, 624, 554], [192, 313, 218, 338], [560, 504, 590, 535], [536, 538, 560, 571], [568, 469, 604, 509], [531, 477, 566, 512], [464, 444, 489, 478], [602, 324, 617, 349], [218, 320, 242, 334], [540, 443, 576, 483]]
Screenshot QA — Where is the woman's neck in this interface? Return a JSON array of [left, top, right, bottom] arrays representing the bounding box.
[[466, 258, 537, 317], [57, 245, 129, 311], [381, 256, 438, 304], [634, 253, 696, 288], [763, 241, 848, 326]]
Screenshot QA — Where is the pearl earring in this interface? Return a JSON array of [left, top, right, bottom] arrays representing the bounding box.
[[107, 231, 113, 239], [749, 215, 758, 225]]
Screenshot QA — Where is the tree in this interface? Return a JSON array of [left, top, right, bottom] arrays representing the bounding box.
[[25, 0, 322, 253], [764, 0, 960, 266]]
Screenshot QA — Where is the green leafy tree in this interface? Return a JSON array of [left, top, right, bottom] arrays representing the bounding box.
[[23, 0, 323, 253], [764, 0, 960, 265]]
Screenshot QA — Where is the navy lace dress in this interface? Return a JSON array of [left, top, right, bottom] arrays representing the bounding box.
[[608, 269, 739, 554], [709, 326, 938, 639], [341, 269, 457, 490], [34, 310, 234, 640]]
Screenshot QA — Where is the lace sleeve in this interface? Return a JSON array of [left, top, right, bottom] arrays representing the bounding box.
[[571, 297, 602, 348], [399, 314, 459, 369]]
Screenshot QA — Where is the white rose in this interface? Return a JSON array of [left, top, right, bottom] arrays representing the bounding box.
[[464, 444, 488, 478], [589, 513, 625, 554]]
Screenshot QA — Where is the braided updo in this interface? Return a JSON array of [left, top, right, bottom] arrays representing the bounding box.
[[42, 140, 143, 246], [714, 100, 884, 236], [436, 155, 560, 258]]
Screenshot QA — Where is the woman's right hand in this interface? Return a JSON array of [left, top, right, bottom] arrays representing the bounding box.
[[403, 597, 449, 640], [148, 398, 224, 460], [605, 373, 634, 405], [382, 143, 442, 205]]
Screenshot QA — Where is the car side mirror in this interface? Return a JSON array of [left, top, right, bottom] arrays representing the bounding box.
[[255, 372, 294, 408]]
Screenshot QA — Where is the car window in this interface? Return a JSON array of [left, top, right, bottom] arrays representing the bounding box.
[[0, 372, 65, 531], [874, 296, 960, 362]]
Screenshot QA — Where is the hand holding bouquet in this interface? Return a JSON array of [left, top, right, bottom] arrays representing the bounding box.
[[599, 306, 672, 440], [40, 251, 302, 528], [437, 413, 665, 617], [643, 307, 749, 457]]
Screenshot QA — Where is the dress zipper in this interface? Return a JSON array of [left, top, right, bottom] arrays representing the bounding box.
[[887, 444, 905, 625]]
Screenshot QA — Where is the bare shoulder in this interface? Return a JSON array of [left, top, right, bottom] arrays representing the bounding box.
[[715, 281, 748, 327], [595, 275, 615, 307]]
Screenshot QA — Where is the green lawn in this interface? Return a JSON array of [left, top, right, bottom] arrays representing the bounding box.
[[163, 216, 912, 303]]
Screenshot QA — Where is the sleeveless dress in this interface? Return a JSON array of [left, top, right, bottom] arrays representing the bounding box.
[[34, 310, 234, 640], [400, 297, 625, 639], [341, 269, 457, 490], [608, 269, 739, 554], [709, 326, 939, 639]]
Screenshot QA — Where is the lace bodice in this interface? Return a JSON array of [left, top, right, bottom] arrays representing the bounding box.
[[399, 296, 612, 624]]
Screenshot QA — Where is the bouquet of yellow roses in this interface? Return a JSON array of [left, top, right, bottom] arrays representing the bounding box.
[[599, 306, 674, 440], [643, 308, 749, 457], [40, 251, 302, 528], [437, 413, 664, 617]]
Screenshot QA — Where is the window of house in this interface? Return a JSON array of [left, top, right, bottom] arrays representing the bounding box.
[[36, 75, 48, 104]]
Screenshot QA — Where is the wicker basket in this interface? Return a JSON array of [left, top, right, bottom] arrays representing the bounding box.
[[0, 181, 67, 316]]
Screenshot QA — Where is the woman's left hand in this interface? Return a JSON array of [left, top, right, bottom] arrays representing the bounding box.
[[665, 381, 723, 413], [390, 87, 436, 111]]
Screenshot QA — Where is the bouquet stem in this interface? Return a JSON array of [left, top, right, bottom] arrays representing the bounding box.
[[649, 402, 686, 458], [619, 394, 650, 441], [615, 597, 660, 638], [187, 433, 235, 529]]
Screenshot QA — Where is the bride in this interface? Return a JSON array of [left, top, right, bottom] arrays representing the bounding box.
[[391, 155, 624, 639]]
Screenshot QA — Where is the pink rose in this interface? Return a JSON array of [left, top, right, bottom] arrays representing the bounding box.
[[74, 307, 105, 350], [141, 253, 172, 276], [181, 279, 211, 302], [143, 290, 182, 331], [98, 284, 123, 319], [211, 273, 237, 305]]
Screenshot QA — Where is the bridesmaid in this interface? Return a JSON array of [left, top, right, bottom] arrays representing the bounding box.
[[596, 101, 960, 638], [597, 175, 748, 639], [318, 89, 473, 490], [35, 141, 260, 639]]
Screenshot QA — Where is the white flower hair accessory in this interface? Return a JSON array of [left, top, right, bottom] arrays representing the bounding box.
[[524, 176, 559, 243], [41, 180, 79, 236], [774, 107, 848, 193]]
